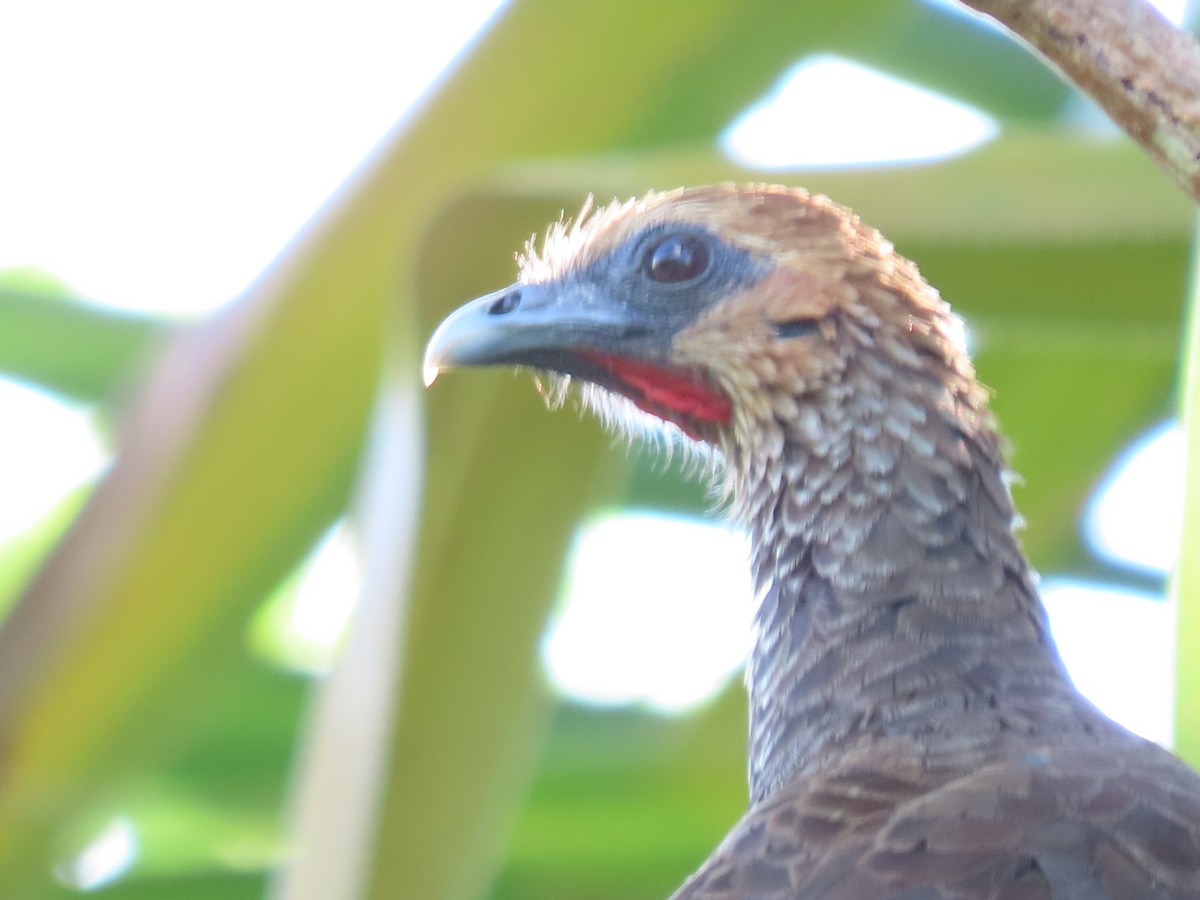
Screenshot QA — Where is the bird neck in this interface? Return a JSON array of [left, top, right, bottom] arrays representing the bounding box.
[[723, 360, 1095, 803]]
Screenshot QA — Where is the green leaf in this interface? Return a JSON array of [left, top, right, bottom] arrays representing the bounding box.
[[0, 165, 383, 894], [0, 269, 167, 404], [1175, 218, 1200, 767]]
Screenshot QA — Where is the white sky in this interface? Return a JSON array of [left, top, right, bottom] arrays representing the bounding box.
[[0, 1, 1190, 739], [0, 0, 506, 315], [542, 513, 754, 713], [721, 55, 998, 169], [1086, 420, 1184, 574]]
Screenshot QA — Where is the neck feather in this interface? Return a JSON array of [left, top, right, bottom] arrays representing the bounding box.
[[722, 344, 1102, 803]]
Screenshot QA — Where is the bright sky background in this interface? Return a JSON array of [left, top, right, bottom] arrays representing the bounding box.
[[721, 55, 998, 169], [0, 0, 1192, 784], [0, 0, 507, 316]]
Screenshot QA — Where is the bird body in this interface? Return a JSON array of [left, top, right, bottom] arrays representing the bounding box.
[[425, 184, 1200, 898]]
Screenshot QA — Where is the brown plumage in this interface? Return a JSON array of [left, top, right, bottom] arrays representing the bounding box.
[[424, 183, 1200, 898]]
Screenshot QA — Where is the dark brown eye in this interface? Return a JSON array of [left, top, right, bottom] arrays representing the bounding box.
[[644, 233, 710, 284]]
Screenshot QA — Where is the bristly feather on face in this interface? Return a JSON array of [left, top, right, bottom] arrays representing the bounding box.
[[507, 183, 979, 507], [517, 192, 725, 476]]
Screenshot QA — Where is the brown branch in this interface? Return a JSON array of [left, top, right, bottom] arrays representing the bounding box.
[[960, 0, 1200, 203]]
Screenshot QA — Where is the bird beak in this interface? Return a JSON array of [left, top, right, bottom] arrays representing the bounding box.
[[423, 280, 641, 387], [425, 277, 732, 439]]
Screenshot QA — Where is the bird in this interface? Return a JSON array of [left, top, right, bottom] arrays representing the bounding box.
[[423, 183, 1200, 898]]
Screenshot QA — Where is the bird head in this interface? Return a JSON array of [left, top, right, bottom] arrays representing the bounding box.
[[424, 183, 980, 475]]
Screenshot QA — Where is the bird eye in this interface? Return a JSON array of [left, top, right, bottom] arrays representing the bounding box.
[[643, 233, 711, 284]]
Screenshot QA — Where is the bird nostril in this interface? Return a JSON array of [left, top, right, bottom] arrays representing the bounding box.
[[488, 289, 522, 316]]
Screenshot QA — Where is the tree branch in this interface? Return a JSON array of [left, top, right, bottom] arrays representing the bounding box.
[[960, 0, 1200, 203]]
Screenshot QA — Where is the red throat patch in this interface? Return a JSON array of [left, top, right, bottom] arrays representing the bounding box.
[[579, 350, 732, 440]]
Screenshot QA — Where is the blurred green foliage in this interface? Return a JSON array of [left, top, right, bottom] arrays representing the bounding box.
[[0, 1, 1196, 898]]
